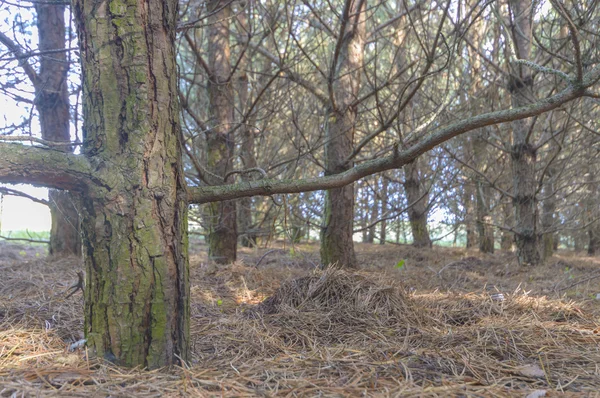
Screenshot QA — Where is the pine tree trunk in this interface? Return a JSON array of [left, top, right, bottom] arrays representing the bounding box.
[[73, 0, 189, 368], [205, 0, 237, 263], [404, 160, 432, 248], [509, 0, 540, 266], [366, 178, 378, 243], [380, 175, 388, 244], [474, 134, 494, 253], [320, 0, 366, 268], [541, 168, 556, 261], [36, 3, 81, 256]]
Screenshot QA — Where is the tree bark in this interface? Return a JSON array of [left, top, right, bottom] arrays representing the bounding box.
[[541, 167, 556, 261], [236, 2, 257, 248], [473, 133, 494, 253], [205, 0, 237, 263], [320, 0, 366, 268], [73, 0, 189, 368], [380, 175, 388, 244], [36, 3, 81, 256], [508, 0, 540, 266], [366, 178, 378, 243], [404, 159, 432, 248]]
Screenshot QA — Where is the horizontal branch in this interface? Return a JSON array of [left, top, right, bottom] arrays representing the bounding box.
[[0, 143, 95, 191], [189, 66, 599, 204]]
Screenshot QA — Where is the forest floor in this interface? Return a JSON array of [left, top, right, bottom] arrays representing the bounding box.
[[2, 240, 600, 396]]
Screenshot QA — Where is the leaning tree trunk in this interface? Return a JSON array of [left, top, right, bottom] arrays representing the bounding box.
[[508, 0, 540, 266], [36, 3, 81, 256], [404, 159, 432, 248], [73, 0, 189, 368], [320, 0, 366, 268], [205, 0, 237, 263]]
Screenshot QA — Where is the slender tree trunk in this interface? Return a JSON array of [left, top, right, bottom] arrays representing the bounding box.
[[464, 183, 477, 248], [73, 0, 189, 367], [320, 0, 366, 268], [541, 167, 556, 261], [501, 200, 514, 250], [587, 162, 600, 256], [205, 0, 237, 263], [380, 175, 388, 244], [508, 0, 540, 266], [36, 3, 81, 256], [366, 178, 378, 243], [236, 2, 259, 248], [473, 134, 494, 253], [404, 159, 432, 248]]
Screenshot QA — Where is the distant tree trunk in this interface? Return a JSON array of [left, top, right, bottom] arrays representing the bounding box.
[[366, 178, 378, 243], [73, 0, 189, 367], [205, 0, 237, 263], [508, 0, 540, 266], [473, 133, 494, 253], [404, 159, 432, 248], [501, 200, 513, 251], [587, 162, 600, 256], [541, 167, 556, 261], [36, 3, 81, 256], [380, 175, 388, 244], [464, 183, 477, 248], [320, 0, 366, 268]]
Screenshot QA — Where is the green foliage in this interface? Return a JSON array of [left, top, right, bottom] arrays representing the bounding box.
[[395, 259, 406, 269]]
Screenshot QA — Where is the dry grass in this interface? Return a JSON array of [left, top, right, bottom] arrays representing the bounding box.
[[2, 242, 600, 396]]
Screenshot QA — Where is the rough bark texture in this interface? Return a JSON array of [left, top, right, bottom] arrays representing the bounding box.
[[320, 0, 366, 268], [404, 160, 432, 248], [205, 0, 237, 263], [509, 0, 540, 266], [236, 5, 258, 248], [73, 0, 189, 368], [36, 3, 81, 256]]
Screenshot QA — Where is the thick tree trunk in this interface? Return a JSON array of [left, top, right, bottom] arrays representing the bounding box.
[[509, 0, 540, 266], [205, 0, 237, 263], [404, 160, 432, 248], [36, 3, 81, 256], [73, 0, 189, 368], [320, 0, 365, 268]]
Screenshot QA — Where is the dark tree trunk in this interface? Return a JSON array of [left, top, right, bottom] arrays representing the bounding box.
[[36, 3, 81, 256], [73, 0, 189, 368], [320, 0, 366, 268], [404, 160, 432, 248], [205, 0, 237, 263]]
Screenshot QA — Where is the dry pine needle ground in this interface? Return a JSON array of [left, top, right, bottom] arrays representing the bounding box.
[[1, 241, 600, 397]]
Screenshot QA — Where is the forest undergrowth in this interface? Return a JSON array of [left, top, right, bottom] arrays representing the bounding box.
[[1, 241, 600, 397]]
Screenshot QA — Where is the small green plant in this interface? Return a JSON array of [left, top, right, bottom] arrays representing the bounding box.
[[216, 299, 223, 306], [395, 259, 406, 269], [564, 266, 574, 280], [19, 250, 26, 256]]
